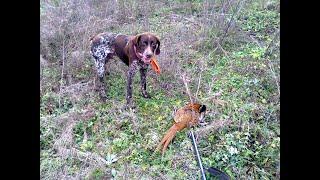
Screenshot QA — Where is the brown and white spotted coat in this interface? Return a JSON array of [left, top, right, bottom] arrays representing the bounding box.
[[90, 32, 161, 106]]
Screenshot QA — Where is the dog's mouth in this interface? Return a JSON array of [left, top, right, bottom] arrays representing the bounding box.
[[135, 51, 151, 64], [142, 56, 152, 64]]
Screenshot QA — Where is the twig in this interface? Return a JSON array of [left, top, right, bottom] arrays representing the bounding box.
[[195, 119, 233, 137], [58, 37, 66, 108], [40, 106, 95, 126], [214, 41, 229, 56], [266, 58, 280, 97], [202, 90, 223, 101], [181, 73, 194, 104], [57, 147, 108, 168], [249, 34, 263, 48], [60, 80, 92, 94], [219, 0, 245, 45], [40, 55, 44, 94], [263, 29, 280, 96], [219, 1, 241, 44], [264, 29, 280, 56], [183, 17, 202, 28], [195, 61, 204, 98], [195, 73, 202, 99], [181, 73, 203, 125]]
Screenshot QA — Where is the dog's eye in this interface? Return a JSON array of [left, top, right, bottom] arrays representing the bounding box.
[[142, 41, 148, 45]]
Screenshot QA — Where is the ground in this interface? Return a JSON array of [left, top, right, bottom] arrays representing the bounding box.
[[40, 0, 280, 179]]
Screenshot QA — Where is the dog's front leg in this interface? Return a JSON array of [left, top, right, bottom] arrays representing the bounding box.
[[126, 61, 139, 106], [139, 67, 151, 98]]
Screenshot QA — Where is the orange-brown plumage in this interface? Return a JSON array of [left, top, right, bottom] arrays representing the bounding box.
[[150, 56, 160, 74], [156, 102, 206, 154]]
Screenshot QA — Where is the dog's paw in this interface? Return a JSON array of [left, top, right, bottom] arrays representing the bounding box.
[[125, 98, 135, 108], [99, 94, 107, 102], [142, 92, 151, 99], [99, 90, 107, 102], [124, 103, 136, 111]]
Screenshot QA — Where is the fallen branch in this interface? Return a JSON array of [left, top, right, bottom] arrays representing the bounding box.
[[195, 119, 233, 138], [57, 147, 108, 168], [40, 106, 95, 124]]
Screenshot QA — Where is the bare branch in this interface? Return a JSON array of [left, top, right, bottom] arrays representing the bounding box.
[[58, 37, 66, 108], [195, 60, 204, 98], [219, 0, 246, 45], [181, 73, 194, 104], [264, 29, 280, 56]]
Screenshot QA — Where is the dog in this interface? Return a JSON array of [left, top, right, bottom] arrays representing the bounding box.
[[90, 32, 161, 106]]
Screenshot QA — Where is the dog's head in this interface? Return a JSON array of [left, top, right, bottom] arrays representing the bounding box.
[[132, 32, 160, 64]]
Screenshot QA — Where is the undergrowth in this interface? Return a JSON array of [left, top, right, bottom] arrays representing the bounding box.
[[40, 0, 280, 179]]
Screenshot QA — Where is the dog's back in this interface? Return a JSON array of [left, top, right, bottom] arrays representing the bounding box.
[[114, 34, 131, 66], [90, 33, 131, 65], [90, 32, 117, 59]]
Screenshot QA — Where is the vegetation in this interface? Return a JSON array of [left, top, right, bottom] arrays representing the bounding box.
[[40, 0, 280, 179]]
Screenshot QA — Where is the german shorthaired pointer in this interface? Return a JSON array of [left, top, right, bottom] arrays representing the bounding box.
[[90, 32, 161, 106]]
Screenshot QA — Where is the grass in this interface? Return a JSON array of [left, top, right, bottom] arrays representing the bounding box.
[[40, 0, 280, 179]]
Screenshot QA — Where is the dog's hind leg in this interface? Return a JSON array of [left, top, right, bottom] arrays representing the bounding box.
[[90, 34, 115, 101], [91, 48, 110, 101], [94, 57, 108, 101]]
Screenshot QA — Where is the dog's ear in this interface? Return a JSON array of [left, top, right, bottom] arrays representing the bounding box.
[[154, 35, 160, 55], [133, 34, 142, 46]]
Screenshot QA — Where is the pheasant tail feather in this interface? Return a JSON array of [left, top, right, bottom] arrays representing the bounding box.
[[156, 125, 178, 154]]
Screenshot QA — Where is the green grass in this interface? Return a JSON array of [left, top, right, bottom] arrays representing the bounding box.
[[40, 0, 280, 179]]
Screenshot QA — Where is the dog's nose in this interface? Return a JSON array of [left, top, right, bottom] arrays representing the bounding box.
[[146, 54, 152, 58]]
